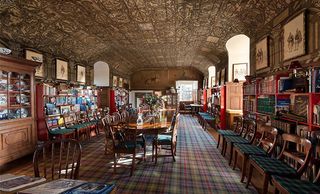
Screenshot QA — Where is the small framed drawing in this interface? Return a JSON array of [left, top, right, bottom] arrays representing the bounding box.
[[211, 76, 215, 87], [232, 63, 248, 81], [113, 76, 118, 87], [60, 105, 71, 115], [283, 11, 306, 61], [216, 71, 220, 85], [56, 59, 68, 80], [119, 77, 123, 87], [220, 68, 226, 85], [255, 37, 269, 70], [77, 65, 86, 83], [25, 49, 44, 77]]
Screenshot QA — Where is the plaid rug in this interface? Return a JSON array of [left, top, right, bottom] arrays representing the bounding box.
[[4, 115, 257, 194]]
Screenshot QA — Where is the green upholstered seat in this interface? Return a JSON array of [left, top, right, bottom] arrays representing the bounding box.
[[272, 175, 320, 194], [68, 124, 86, 130], [156, 134, 172, 144], [49, 127, 76, 135], [224, 136, 250, 144], [217, 130, 238, 136], [234, 143, 267, 156], [249, 155, 298, 176]]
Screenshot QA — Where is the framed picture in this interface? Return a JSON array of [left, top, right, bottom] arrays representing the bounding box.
[[119, 77, 123, 87], [211, 76, 215, 87], [255, 37, 269, 70], [220, 68, 225, 84], [283, 12, 306, 61], [56, 59, 68, 80], [60, 105, 71, 115], [77, 65, 86, 83], [216, 71, 220, 85], [232, 63, 248, 81], [25, 50, 44, 77], [113, 75, 118, 87]]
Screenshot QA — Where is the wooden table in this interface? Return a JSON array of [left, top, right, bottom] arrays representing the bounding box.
[[190, 104, 203, 116], [126, 121, 171, 134]]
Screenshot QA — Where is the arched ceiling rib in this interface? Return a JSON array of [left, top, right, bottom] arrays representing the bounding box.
[[0, 0, 295, 75]]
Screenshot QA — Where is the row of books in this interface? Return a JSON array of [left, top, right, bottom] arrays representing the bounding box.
[[271, 119, 296, 134], [257, 96, 275, 114], [243, 98, 255, 112], [244, 83, 256, 95], [43, 84, 57, 96], [311, 67, 320, 93]]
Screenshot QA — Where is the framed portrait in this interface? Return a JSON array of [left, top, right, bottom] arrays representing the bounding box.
[[77, 65, 86, 83], [232, 63, 248, 81], [220, 68, 226, 85], [216, 71, 220, 85], [255, 37, 269, 70], [283, 12, 306, 61], [113, 75, 118, 87], [56, 59, 68, 80], [25, 50, 44, 77], [119, 77, 123, 87]]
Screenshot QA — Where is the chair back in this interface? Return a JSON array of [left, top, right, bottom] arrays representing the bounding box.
[[233, 116, 244, 135], [172, 113, 180, 144], [313, 145, 320, 184], [87, 110, 97, 121], [112, 112, 121, 124], [33, 139, 82, 180], [120, 110, 130, 123], [257, 125, 278, 155], [102, 115, 121, 148], [242, 119, 257, 144], [278, 134, 313, 177]]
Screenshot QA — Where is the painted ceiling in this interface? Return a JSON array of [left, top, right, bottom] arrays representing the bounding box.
[[0, 0, 297, 75]]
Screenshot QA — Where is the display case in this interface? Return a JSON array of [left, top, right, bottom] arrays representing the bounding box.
[[162, 93, 178, 110], [0, 54, 39, 165]]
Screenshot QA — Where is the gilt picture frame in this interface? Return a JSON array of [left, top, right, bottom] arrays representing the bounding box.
[[232, 63, 247, 81], [216, 71, 220, 86], [56, 59, 68, 80], [255, 37, 269, 70], [113, 75, 118, 87], [25, 49, 44, 77], [77, 65, 86, 83], [119, 77, 123, 87], [283, 11, 306, 61]]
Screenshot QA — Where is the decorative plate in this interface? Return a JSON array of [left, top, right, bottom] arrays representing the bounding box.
[[16, 94, 29, 104], [16, 108, 28, 118]]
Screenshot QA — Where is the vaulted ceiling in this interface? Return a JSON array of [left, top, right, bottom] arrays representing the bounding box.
[[0, 0, 295, 76]]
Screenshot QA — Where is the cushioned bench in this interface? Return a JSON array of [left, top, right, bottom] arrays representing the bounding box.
[[198, 112, 215, 130]]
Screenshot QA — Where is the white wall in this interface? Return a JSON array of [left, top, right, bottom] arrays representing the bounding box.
[[226, 34, 250, 82], [94, 61, 110, 86]]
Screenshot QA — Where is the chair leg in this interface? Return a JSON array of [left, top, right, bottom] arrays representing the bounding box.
[[240, 155, 247, 183], [113, 153, 117, 174], [275, 188, 280, 194], [229, 143, 234, 165], [171, 145, 176, 162], [232, 149, 238, 170], [131, 152, 136, 176], [262, 174, 269, 194], [143, 144, 146, 161], [246, 162, 253, 188], [155, 143, 158, 164], [217, 134, 220, 149], [152, 143, 154, 162], [221, 138, 225, 155]]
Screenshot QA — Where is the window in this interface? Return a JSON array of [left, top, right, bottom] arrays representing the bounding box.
[[176, 80, 198, 102]]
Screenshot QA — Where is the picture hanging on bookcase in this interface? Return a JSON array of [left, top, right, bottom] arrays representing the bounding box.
[[25, 50, 44, 77], [77, 65, 86, 83], [232, 63, 247, 81], [283, 11, 306, 61], [255, 37, 269, 70]]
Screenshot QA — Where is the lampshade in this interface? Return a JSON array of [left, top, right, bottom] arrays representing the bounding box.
[[288, 60, 302, 70]]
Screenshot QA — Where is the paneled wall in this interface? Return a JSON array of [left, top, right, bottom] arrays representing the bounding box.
[[130, 67, 203, 91]]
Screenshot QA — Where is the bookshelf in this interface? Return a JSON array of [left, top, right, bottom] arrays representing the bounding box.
[[36, 83, 99, 141], [212, 85, 226, 129]]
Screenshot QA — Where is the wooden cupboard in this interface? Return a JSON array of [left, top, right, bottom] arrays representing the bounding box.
[[0, 55, 39, 165]]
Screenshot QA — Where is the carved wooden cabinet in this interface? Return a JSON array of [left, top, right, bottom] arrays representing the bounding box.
[[226, 82, 243, 111], [0, 55, 39, 165]]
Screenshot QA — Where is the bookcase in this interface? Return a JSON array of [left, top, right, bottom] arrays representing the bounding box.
[[162, 93, 178, 110], [36, 83, 99, 141], [0, 55, 39, 165], [242, 68, 320, 144], [212, 85, 226, 129]]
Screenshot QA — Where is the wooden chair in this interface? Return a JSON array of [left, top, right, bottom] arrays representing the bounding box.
[[223, 119, 257, 165], [246, 134, 313, 194], [107, 121, 146, 176], [87, 110, 100, 135], [232, 125, 278, 182], [152, 113, 180, 164], [76, 111, 94, 138], [45, 116, 76, 140], [33, 139, 82, 180], [217, 116, 243, 149], [101, 115, 114, 155], [63, 112, 87, 140], [271, 144, 320, 194]]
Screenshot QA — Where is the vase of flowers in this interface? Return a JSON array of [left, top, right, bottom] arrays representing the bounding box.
[[143, 94, 163, 116]]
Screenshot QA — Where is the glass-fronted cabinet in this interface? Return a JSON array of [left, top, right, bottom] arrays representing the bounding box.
[[0, 54, 39, 165], [0, 71, 32, 120]]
